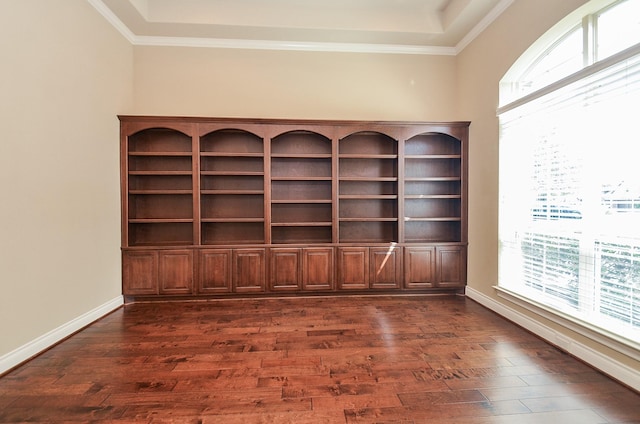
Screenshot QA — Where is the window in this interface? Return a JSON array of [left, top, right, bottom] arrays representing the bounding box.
[[498, 0, 640, 348]]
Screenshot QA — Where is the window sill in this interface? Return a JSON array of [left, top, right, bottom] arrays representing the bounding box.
[[493, 285, 640, 361]]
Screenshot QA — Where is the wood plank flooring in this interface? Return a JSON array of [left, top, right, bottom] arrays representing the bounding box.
[[0, 295, 638, 423]]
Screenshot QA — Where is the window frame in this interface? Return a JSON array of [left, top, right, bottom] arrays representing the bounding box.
[[497, 0, 640, 357]]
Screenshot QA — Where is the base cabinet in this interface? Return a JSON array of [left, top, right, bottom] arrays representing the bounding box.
[[123, 250, 193, 295], [404, 247, 436, 289], [404, 246, 466, 289], [124, 245, 464, 298], [158, 250, 194, 295], [302, 248, 335, 291], [233, 249, 266, 293], [123, 251, 158, 295], [370, 246, 402, 289], [198, 249, 232, 294], [436, 246, 467, 288], [337, 247, 369, 290], [270, 248, 302, 291], [337, 246, 402, 290]]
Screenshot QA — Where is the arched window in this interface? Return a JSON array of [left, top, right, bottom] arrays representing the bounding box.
[[497, 0, 640, 350]]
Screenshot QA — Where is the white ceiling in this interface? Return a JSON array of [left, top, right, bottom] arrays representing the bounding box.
[[90, 0, 513, 54]]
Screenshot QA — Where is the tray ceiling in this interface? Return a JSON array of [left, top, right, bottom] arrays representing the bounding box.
[[90, 0, 512, 54]]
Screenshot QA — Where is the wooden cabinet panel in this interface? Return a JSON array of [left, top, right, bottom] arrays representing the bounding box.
[[159, 250, 194, 294], [302, 248, 334, 291], [370, 246, 401, 289], [436, 246, 467, 288], [233, 249, 266, 293], [270, 248, 302, 291], [122, 251, 158, 295], [338, 247, 369, 290], [198, 249, 232, 294], [404, 247, 436, 289]]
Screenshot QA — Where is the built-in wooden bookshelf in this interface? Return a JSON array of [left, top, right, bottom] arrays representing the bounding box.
[[120, 117, 469, 300]]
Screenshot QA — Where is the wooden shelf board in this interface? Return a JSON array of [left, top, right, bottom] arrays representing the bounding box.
[[404, 217, 462, 221], [339, 154, 398, 159], [339, 238, 398, 244], [201, 190, 264, 195], [405, 239, 461, 243], [129, 190, 193, 195], [271, 153, 332, 158], [271, 176, 332, 181], [129, 219, 194, 223], [271, 199, 332, 204], [128, 241, 193, 247], [272, 239, 333, 244], [339, 218, 398, 222], [129, 171, 193, 176], [339, 177, 398, 182], [404, 195, 461, 199], [200, 171, 264, 176], [339, 195, 398, 200], [271, 222, 332, 227], [202, 218, 264, 223], [404, 177, 461, 181], [202, 240, 265, 245], [129, 151, 192, 156], [200, 152, 263, 157], [405, 155, 461, 159]]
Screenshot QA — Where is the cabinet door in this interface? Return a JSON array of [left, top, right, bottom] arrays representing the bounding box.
[[404, 247, 436, 289], [199, 249, 232, 294], [436, 246, 466, 288], [122, 251, 158, 295], [233, 248, 266, 293], [158, 250, 194, 295], [302, 247, 334, 291], [370, 246, 401, 289], [270, 248, 302, 291], [337, 247, 369, 290]]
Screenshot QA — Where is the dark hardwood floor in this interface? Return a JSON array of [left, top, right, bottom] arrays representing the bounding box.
[[0, 295, 638, 423]]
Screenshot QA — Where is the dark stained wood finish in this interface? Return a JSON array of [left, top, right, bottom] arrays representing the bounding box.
[[158, 250, 194, 295], [270, 248, 302, 291], [232, 248, 266, 293], [302, 247, 335, 291], [120, 117, 470, 300], [370, 246, 402, 289], [198, 249, 233, 294], [404, 247, 436, 289], [1, 296, 638, 423]]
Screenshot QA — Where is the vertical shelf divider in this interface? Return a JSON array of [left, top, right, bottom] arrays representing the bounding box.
[[398, 136, 406, 244], [264, 135, 272, 245], [193, 126, 201, 246], [332, 135, 339, 244]]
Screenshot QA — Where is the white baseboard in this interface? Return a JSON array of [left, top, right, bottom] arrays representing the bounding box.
[[465, 286, 640, 392], [0, 296, 124, 375]]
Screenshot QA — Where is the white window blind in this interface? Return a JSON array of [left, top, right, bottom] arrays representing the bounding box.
[[498, 46, 640, 346]]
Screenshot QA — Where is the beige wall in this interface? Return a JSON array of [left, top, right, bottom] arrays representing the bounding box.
[[458, 0, 640, 374], [0, 1, 133, 357], [458, 0, 587, 293], [133, 47, 457, 121]]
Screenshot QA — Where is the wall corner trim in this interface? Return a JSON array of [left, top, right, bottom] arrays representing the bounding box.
[[465, 286, 640, 392], [0, 296, 124, 375]]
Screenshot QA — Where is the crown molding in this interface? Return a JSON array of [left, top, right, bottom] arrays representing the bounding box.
[[87, 0, 136, 43], [88, 0, 512, 56], [134, 35, 457, 55], [455, 0, 515, 54]]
